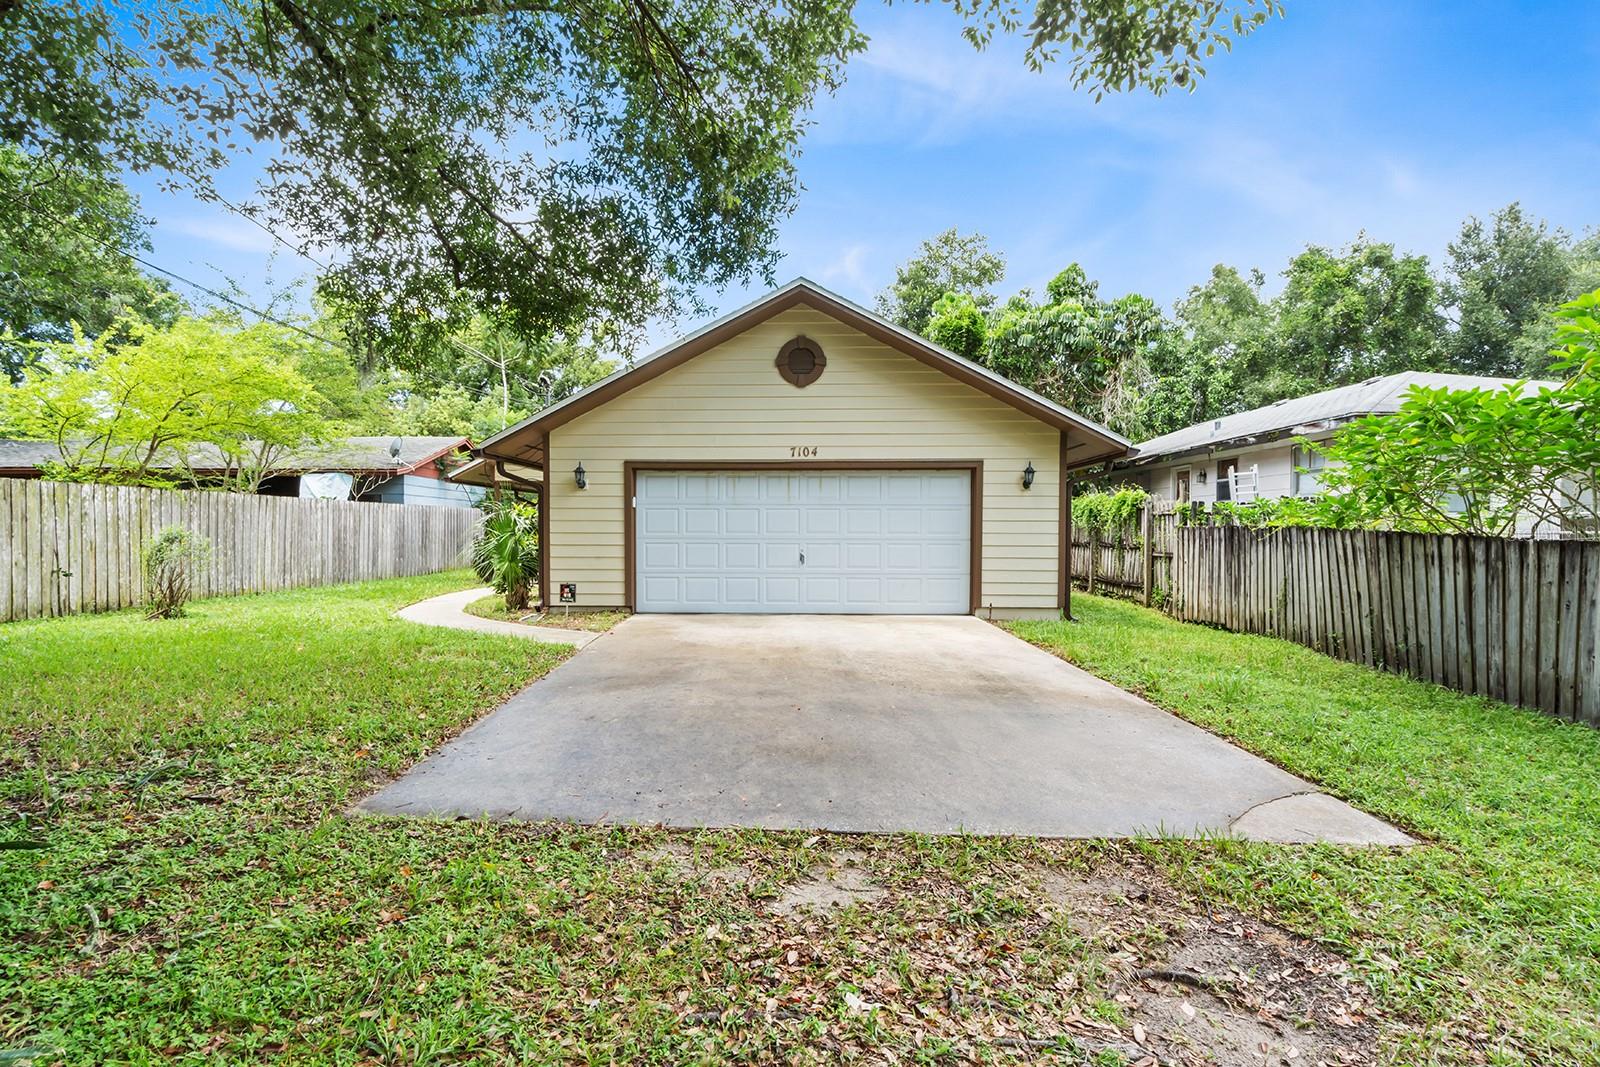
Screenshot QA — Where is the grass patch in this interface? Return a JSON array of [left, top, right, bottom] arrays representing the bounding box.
[[462, 591, 538, 624], [464, 593, 629, 632], [4, 575, 1168, 1065], [5, 575, 1590, 1063], [1009, 594, 1600, 1065]]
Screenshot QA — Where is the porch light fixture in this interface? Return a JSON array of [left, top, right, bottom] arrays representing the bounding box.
[[1196, 469, 1208, 485], [1022, 462, 1036, 490], [574, 462, 587, 489]]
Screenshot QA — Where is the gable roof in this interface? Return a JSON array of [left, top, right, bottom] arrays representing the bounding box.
[[479, 278, 1130, 471], [0, 435, 469, 477], [1122, 371, 1562, 465]]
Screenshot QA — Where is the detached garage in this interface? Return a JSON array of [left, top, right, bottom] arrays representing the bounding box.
[[477, 279, 1128, 620]]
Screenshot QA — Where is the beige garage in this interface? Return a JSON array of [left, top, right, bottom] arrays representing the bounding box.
[[476, 279, 1128, 620]]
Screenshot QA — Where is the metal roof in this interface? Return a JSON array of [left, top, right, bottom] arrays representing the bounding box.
[[1125, 371, 1561, 463]]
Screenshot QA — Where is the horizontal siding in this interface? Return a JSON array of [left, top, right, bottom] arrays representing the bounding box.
[[548, 305, 1065, 611]]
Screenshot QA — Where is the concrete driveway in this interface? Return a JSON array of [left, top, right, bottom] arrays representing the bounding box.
[[360, 614, 1410, 842]]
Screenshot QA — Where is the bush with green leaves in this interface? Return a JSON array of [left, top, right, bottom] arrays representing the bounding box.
[[471, 496, 540, 611], [143, 526, 211, 619], [1314, 288, 1600, 536], [1073, 487, 1149, 538]]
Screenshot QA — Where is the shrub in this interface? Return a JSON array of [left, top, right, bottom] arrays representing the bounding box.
[[143, 526, 211, 619], [1072, 487, 1148, 538], [472, 497, 540, 610]]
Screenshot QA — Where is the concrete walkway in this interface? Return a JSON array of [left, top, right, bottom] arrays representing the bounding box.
[[396, 587, 604, 648], [362, 613, 1412, 844]]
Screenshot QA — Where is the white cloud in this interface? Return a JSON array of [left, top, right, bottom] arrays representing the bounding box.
[[816, 241, 873, 292], [162, 215, 281, 254]]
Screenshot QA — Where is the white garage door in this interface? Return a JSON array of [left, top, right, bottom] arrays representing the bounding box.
[[635, 470, 971, 614]]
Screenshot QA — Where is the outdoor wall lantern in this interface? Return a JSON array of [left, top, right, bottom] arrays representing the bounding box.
[[574, 462, 587, 489], [1022, 462, 1036, 490], [1196, 469, 1208, 485]]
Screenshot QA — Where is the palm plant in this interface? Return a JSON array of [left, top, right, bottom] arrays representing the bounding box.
[[471, 497, 540, 610]]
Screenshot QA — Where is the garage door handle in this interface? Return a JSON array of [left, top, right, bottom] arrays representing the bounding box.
[[799, 549, 805, 565]]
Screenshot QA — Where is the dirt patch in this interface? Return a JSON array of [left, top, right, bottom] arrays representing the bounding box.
[[1039, 860, 1380, 1066], [767, 849, 886, 917]]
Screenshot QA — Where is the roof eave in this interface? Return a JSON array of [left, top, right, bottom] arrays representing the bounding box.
[[481, 279, 1130, 462]]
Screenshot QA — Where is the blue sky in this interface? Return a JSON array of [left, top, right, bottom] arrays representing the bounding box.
[[128, 0, 1600, 350]]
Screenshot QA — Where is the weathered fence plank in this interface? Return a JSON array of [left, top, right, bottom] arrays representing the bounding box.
[[1, 480, 482, 623], [1139, 513, 1596, 723]]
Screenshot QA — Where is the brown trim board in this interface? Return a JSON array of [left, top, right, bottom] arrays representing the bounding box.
[[537, 434, 550, 612], [622, 460, 984, 614], [1058, 431, 1069, 613]]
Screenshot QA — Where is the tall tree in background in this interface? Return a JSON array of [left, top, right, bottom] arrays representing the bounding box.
[[1136, 265, 1272, 436], [1, 0, 1278, 366], [877, 229, 1008, 335], [1272, 236, 1442, 391], [1441, 203, 1573, 377], [1509, 231, 1600, 376], [982, 266, 1164, 433], [0, 146, 180, 380]]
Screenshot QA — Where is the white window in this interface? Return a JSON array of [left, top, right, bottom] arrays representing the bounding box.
[[1293, 445, 1327, 496]]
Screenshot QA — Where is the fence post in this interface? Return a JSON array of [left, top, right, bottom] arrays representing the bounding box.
[[1141, 505, 1154, 606], [1087, 530, 1097, 595]]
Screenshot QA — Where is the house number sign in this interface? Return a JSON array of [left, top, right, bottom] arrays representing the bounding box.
[[789, 445, 819, 458]]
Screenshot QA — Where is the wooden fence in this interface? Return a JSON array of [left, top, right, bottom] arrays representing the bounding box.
[[1069, 502, 1177, 603], [1165, 524, 1599, 725], [1, 479, 483, 622]]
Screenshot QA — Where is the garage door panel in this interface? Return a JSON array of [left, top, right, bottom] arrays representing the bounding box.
[[635, 470, 971, 614], [643, 509, 680, 535], [804, 577, 842, 601], [846, 577, 882, 603], [764, 508, 801, 534], [845, 543, 882, 569], [724, 508, 760, 534], [804, 543, 842, 569], [725, 577, 761, 603], [763, 576, 801, 603], [683, 542, 719, 569], [886, 509, 924, 535], [683, 576, 720, 602], [763, 542, 801, 568], [684, 508, 720, 534], [884, 543, 923, 570], [643, 542, 681, 568], [804, 508, 842, 535], [846, 510, 882, 535], [724, 542, 761, 568]]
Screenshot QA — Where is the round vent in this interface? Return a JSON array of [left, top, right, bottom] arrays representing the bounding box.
[[776, 335, 827, 387]]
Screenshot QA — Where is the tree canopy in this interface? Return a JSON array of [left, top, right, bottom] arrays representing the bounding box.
[[0, 314, 329, 491], [1, 0, 1279, 364], [1442, 203, 1574, 377], [877, 229, 1008, 335], [0, 146, 181, 380], [1314, 289, 1600, 537], [878, 209, 1596, 443]]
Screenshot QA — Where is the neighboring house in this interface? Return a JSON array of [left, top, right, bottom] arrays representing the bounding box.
[[0, 435, 484, 508], [465, 277, 1129, 618], [1112, 372, 1559, 506]]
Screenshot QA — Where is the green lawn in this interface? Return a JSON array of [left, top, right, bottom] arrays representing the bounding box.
[[1010, 595, 1600, 1066], [3, 578, 1596, 1064]]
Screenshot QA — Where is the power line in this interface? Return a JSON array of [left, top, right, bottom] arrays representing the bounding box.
[[0, 184, 351, 352]]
